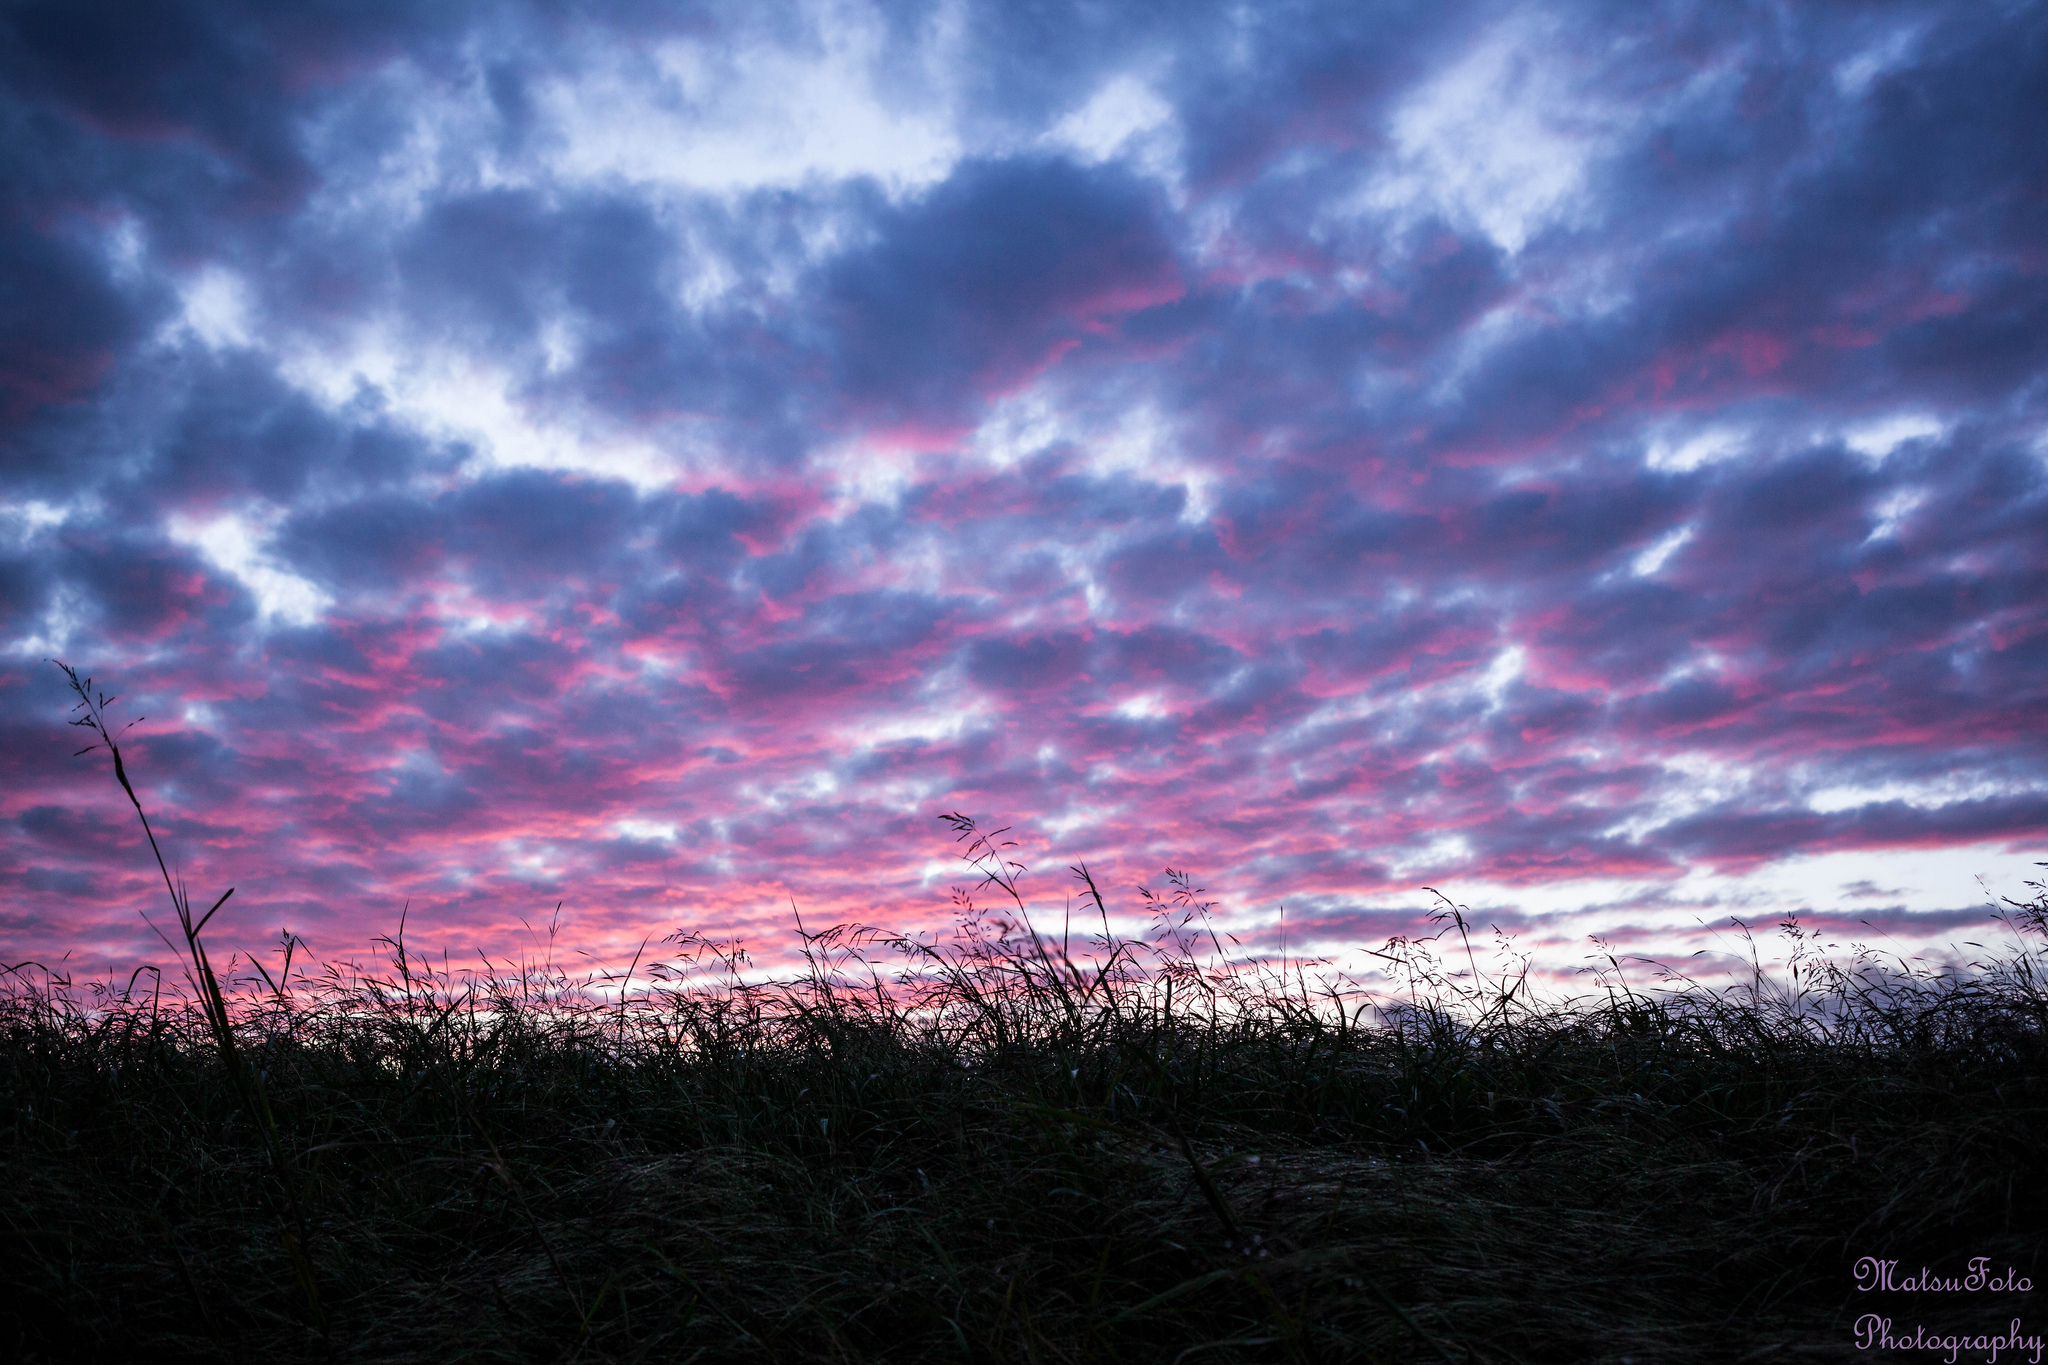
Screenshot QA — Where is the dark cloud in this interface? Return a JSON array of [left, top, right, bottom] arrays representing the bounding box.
[[825, 157, 1181, 423], [0, 218, 141, 429], [446, 470, 642, 586], [1665, 795, 2048, 874]]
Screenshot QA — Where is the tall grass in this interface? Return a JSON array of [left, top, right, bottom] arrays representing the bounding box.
[[3, 666, 2044, 1362]]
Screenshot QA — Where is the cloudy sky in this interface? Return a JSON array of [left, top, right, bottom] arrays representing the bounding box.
[[3, 0, 2045, 984]]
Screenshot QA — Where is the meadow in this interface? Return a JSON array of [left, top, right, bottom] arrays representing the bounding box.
[[2, 669, 2042, 1362]]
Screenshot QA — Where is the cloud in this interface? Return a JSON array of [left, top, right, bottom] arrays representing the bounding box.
[[0, 0, 2043, 979], [823, 156, 1183, 427]]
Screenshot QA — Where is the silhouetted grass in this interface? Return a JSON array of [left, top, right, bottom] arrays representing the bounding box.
[[4, 665, 2044, 1362]]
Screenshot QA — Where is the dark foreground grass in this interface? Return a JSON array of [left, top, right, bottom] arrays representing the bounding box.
[[4, 669, 2045, 1362], [7, 858, 2046, 1364]]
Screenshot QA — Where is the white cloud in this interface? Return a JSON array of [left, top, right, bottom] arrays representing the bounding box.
[[1834, 23, 1925, 98], [1806, 775, 2015, 815], [1478, 644, 1525, 713], [1113, 692, 1167, 721], [537, 5, 961, 197], [1865, 487, 1925, 543], [1047, 75, 1172, 162], [1843, 412, 1944, 463], [0, 497, 76, 544], [278, 328, 693, 492], [166, 510, 332, 627], [1360, 18, 1614, 254], [1041, 802, 1120, 842], [845, 694, 990, 751], [1631, 524, 1695, 577], [1382, 831, 1474, 877], [177, 268, 256, 350], [1646, 425, 1748, 473], [1598, 749, 1758, 845], [1044, 73, 1181, 185], [972, 392, 1215, 524]]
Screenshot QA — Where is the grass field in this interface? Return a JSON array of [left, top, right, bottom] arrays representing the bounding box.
[[3, 668, 2043, 1362]]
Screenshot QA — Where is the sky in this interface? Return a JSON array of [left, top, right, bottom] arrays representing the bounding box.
[[2, 0, 2045, 990]]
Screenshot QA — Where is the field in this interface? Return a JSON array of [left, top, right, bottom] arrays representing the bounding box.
[[3, 672, 2043, 1362]]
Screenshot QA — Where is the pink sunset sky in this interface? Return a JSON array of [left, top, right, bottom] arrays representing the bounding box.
[[2, 1, 2045, 990]]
